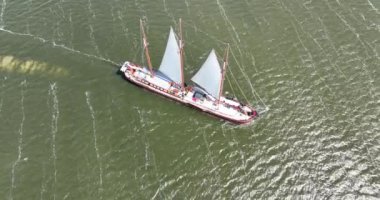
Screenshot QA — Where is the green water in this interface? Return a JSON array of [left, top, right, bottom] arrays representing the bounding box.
[[0, 0, 379, 199]]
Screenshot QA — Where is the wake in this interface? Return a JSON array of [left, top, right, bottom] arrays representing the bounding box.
[[0, 76, 6, 115], [48, 83, 59, 200], [9, 80, 27, 200], [0, 27, 119, 67], [0, 0, 6, 28], [85, 91, 104, 199]]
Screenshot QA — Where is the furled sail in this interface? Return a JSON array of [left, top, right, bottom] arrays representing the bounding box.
[[191, 49, 222, 98], [158, 27, 182, 84]]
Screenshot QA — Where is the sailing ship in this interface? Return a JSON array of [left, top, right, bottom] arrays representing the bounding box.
[[120, 19, 258, 124]]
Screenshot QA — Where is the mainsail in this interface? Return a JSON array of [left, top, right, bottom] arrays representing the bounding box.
[[191, 49, 222, 98], [158, 27, 182, 84]]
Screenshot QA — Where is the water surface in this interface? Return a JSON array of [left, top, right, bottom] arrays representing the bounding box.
[[0, 0, 379, 199]]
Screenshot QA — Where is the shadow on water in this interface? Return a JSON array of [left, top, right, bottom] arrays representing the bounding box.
[[0, 55, 69, 78], [0, 29, 121, 80]]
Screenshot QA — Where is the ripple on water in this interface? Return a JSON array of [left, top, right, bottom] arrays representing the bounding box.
[[0, 0, 379, 199]]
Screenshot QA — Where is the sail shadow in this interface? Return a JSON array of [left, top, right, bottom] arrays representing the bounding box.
[[0, 55, 69, 77]]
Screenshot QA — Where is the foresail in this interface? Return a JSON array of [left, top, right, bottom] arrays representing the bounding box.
[[158, 27, 182, 84], [191, 49, 222, 98]]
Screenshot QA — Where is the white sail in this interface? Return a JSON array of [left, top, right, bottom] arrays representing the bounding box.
[[158, 27, 182, 84], [191, 49, 222, 98]]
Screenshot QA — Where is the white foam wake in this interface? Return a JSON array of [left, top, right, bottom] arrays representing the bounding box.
[[367, 0, 380, 15], [87, 0, 101, 56], [88, 0, 96, 18], [216, 0, 241, 43], [324, 0, 376, 99], [184, 0, 190, 15], [0, 28, 118, 66], [39, 164, 47, 200], [48, 83, 59, 200], [0, 0, 6, 28], [161, 0, 176, 25], [9, 80, 27, 200], [85, 91, 104, 198], [0, 76, 6, 115]]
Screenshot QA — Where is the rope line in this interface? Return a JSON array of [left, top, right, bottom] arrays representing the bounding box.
[[223, 51, 250, 103], [182, 20, 268, 107], [138, 20, 268, 109], [225, 71, 237, 98]]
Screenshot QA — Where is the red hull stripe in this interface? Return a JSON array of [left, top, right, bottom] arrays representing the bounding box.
[[123, 72, 254, 124]]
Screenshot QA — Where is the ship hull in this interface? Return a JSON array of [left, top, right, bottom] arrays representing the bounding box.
[[120, 62, 256, 125]]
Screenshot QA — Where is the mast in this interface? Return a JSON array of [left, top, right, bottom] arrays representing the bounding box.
[[140, 19, 154, 77], [219, 44, 229, 103], [179, 18, 185, 90]]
